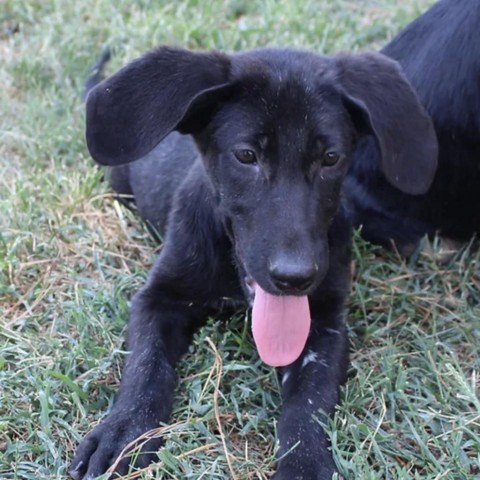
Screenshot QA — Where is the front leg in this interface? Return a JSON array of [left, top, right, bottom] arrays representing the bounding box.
[[69, 272, 219, 479], [70, 170, 239, 479], [274, 294, 349, 480]]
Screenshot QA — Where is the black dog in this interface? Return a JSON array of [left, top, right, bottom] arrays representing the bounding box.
[[70, 47, 436, 479], [346, 0, 480, 253]]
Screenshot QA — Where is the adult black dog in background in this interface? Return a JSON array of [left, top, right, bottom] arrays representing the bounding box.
[[70, 47, 436, 479], [346, 0, 480, 252]]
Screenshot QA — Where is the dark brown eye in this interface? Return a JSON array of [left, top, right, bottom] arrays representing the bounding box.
[[322, 151, 340, 167], [233, 149, 257, 164]]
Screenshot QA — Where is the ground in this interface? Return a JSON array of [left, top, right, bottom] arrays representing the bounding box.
[[1, 1, 479, 479]]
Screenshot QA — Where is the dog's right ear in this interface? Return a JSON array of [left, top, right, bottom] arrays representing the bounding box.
[[86, 46, 232, 166]]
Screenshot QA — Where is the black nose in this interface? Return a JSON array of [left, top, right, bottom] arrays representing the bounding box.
[[269, 258, 318, 293]]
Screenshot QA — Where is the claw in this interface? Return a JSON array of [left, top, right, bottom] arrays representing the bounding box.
[[68, 460, 84, 480]]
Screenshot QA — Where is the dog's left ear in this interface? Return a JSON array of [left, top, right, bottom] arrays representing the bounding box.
[[336, 53, 438, 195]]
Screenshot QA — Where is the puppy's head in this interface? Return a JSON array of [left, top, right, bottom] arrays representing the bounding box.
[[197, 51, 356, 295], [86, 46, 437, 365]]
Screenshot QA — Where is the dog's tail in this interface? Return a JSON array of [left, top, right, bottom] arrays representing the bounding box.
[[82, 47, 111, 101], [83, 48, 138, 222]]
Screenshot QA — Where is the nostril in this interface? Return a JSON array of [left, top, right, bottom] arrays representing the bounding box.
[[296, 276, 316, 291], [274, 277, 314, 292], [269, 261, 318, 292]]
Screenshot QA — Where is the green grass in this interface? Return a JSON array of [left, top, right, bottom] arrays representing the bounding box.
[[1, 0, 479, 479]]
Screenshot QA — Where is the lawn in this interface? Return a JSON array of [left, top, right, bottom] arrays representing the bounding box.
[[1, 0, 479, 479]]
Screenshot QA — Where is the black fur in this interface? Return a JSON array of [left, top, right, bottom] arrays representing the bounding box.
[[346, 0, 480, 251], [71, 46, 436, 479]]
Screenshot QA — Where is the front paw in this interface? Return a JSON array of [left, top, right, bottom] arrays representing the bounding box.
[[69, 411, 162, 479]]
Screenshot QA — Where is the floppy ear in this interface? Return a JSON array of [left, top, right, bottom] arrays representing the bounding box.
[[85, 46, 232, 166], [336, 52, 438, 195]]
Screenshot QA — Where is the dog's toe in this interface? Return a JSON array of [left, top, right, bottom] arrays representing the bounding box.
[[70, 412, 163, 479]]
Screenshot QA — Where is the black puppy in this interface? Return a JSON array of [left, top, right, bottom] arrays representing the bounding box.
[[70, 47, 436, 479], [346, 0, 480, 252]]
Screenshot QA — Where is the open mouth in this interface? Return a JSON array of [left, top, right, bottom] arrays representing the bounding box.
[[244, 276, 311, 367]]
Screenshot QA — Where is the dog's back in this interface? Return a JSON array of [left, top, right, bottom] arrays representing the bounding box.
[[346, 0, 480, 249], [113, 133, 199, 238], [385, 0, 480, 136]]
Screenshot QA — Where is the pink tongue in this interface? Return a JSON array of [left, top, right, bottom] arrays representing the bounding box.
[[251, 284, 311, 367]]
